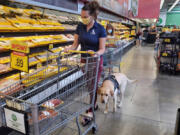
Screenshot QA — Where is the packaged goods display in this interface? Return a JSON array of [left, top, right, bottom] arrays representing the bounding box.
[[0, 2, 136, 135], [105, 22, 135, 48], [42, 99, 64, 109]]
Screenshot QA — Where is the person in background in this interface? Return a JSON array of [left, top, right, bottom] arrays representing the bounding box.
[[64, 1, 106, 123], [136, 29, 142, 47], [106, 23, 114, 38]]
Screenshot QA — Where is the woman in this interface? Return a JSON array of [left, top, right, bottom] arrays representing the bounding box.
[[65, 1, 106, 120], [106, 23, 114, 38], [136, 29, 142, 46]]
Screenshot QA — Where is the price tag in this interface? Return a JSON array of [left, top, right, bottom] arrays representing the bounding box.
[[164, 38, 171, 43], [49, 44, 53, 49], [162, 52, 168, 56], [11, 51, 29, 73], [11, 40, 29, 53], [132, 26, 136, 29], [37, 63, 42, 68], [52, 58, 57, 63]]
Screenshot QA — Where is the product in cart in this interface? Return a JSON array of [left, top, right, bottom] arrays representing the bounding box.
[[42, 99, 64, 109], [29, 109, 58, 124]]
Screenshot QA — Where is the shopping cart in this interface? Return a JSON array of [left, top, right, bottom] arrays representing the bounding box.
[[0, 51, 100, 135], [102, 46, 123, 78]]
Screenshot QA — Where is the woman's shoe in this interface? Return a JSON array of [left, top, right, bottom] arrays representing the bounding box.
[[94, 105, 99, 111]]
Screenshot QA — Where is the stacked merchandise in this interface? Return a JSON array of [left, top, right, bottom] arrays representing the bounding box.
[[158, 32, 180, 74], [0, 5, 77, 96], [103, 22, 135, 48], [112, 23, 134, 45]]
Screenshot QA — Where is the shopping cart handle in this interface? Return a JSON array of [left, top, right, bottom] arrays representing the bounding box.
[[68, 50, 95, 55]]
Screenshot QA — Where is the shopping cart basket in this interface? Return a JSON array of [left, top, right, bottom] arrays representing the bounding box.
[[102, 46, 123, 78], [0, 51, 100, 135]]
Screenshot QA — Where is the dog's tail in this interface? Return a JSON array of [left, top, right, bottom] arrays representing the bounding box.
[[127, 78, 137, 84]]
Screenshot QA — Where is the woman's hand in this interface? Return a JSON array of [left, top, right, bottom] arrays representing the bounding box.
[[87, 50, 95, 56], [87, 50, 99, 57], [64, 47, 70, 53]]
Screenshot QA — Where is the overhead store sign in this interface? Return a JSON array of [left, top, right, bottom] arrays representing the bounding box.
[[33, 0, 78, 11], [157, 12, 167, 26], [136, 0, 161, 18], [128, 0, 138, 17], [96, 0, 129, 17]]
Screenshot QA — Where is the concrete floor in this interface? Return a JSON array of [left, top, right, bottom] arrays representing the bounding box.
[[93, 45, 180, 135], [2, 45, 180, 135]]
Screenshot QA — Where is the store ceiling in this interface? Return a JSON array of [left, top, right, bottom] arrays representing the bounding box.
[[161, 0, 180, 12]]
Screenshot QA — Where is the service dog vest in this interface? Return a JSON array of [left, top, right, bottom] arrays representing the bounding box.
[[104, 75, 120, 91]]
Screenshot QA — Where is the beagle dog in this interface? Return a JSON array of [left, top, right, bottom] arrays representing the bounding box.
[[98, 73, 137, 114]]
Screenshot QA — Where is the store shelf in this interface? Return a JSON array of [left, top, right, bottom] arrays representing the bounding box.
[[0, 30, 75, 37], [9, 0, 80, 15]]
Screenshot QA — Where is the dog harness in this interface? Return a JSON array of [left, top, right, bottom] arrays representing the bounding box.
[[104, 75, 120, 91]]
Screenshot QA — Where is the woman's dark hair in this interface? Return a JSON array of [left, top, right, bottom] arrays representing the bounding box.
[[82, 1, 100, 19], [106, 24, 114, 36]]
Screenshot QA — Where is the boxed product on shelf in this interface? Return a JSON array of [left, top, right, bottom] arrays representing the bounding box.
[[0, 37, 11, 50], [0, 18, 17, 32], [23, 9, 42, 16], [0, 74, 23, 95], [38, 18, 61, 26], [6, 17, 32, 28], [16, 16, 38, 25], [0, 56, 10, 64], [0, 63, 11, 74]]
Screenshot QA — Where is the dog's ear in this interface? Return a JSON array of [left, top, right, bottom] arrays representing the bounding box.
[[97, 87, 101, 95], [110, 89, 114, 96]]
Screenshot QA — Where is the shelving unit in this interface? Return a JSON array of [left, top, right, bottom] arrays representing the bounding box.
[[0, 1, 137, 135], [157, 32, 180, 74]]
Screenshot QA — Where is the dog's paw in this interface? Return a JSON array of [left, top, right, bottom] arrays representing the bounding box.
[[117, 102, 122, 108], [104, 110, 108, 114], [113, 108, 117, 112]]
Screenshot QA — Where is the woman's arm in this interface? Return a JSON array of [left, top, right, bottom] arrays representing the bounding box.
[[96, 37, 106, 55], [64, 34, 79, 51]]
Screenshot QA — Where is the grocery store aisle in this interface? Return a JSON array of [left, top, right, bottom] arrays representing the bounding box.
[[93, 45, 180, 135]]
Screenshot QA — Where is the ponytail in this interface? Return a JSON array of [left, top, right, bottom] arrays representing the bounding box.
[[82, 1, 100, 19]]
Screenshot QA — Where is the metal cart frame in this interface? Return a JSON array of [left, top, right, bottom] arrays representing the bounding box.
[[0, 53, 100, 135]]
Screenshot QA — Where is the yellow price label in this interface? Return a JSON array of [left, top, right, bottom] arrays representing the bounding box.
[[162, 52, 168, 56], [132, 26, 136, 29], [11, 51, 29, 72], [52, 58, 57, 63], [164, 39, 170, 43], [49, 44, 53, 49], [11, 40, 29, 53], [37, 63, 42, 68]]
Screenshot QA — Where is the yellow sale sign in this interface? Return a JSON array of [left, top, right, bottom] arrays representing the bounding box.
[[11, 51, 29, 72], [11, 40, 29, 53], [164, 38, 171, 43]]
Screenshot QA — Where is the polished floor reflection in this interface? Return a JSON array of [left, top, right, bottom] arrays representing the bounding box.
[[94, 45, 179, 135]]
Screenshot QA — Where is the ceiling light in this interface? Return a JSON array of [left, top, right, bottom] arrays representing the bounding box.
[[160, 0, 165, 9], [168, 0, 180, 12]]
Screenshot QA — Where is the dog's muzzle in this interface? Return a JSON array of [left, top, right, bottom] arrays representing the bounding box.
[[102, 100, 105, 104]]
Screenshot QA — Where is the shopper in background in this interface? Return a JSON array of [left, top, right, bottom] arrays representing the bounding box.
[[106, 23, 114, 38], [136, 29, 142, 47], [64, 1, 106, 121]]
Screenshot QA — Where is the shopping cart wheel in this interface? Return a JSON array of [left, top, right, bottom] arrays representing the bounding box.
[[92, 126, 97, 134]]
